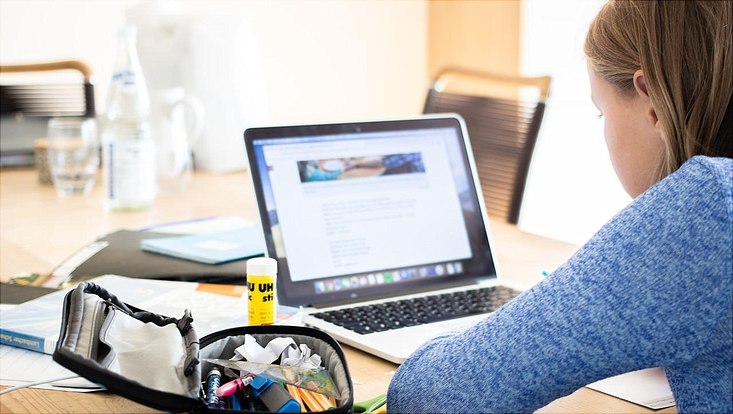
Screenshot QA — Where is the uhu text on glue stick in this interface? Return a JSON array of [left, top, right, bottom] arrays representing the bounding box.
[[247, 257, 277, 325]]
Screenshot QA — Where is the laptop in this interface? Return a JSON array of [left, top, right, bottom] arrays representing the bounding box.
[[244, 114, 523, 364]]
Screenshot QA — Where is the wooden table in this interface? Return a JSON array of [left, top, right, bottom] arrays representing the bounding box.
[[0, 168, 675, 413]]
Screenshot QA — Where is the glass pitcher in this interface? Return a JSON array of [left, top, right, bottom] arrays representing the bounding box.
[[150, 87, 204, 194]]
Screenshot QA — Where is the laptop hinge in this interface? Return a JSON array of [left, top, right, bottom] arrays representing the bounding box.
[[309, 278, 484, 309]]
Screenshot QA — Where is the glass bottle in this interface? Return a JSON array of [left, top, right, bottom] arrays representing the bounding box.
[[102, 25, 156, 211]]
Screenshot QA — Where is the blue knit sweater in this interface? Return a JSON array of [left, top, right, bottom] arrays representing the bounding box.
[[388, 156, 733, 413]]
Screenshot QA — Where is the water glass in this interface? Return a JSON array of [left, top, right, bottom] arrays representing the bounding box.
[[47, 117, 100, 196]]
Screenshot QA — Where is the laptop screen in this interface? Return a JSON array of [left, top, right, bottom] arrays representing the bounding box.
[[245, 115, 498, 306]]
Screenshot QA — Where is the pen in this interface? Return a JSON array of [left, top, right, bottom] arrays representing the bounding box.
[[205, 369, 224, 408], [229, 393, 242, 410], [216, 375, 254, 398]]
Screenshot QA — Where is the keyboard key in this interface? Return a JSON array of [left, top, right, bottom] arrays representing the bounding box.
[[313, 286, 521, 334]]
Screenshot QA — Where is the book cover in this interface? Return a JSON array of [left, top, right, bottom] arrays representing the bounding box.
[[140, 226, 265, 264], [0, 288, 69, 354]]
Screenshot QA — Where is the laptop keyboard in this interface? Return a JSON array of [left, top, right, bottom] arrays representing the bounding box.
[[311, 286, 521, 334]]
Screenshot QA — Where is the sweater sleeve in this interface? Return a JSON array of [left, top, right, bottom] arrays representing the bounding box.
[[387, 156, 733, 413]]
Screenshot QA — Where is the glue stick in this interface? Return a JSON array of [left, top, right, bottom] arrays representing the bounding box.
[[247, 257, 277, 325]]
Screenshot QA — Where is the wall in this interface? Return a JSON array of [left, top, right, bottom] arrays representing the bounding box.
[[428, 0, 631, 245], [519, 0, 631, 245], [1, 0, 631, 245], [0, 0, 428, 126], [428, 0, 520, 79]]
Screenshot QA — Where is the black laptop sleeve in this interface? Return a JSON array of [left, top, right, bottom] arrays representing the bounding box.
[[52, 281, 354, 413]]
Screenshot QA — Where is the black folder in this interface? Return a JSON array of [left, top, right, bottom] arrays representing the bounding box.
[[54, 230, 252, 285]]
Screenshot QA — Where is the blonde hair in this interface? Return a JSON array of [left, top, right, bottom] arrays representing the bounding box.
[[585, 0, 733, 183]]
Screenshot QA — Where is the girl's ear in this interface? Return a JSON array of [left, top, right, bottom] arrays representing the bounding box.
[[633, 69, 661, 130]]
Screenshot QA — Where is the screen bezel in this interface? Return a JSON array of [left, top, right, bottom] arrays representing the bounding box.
[[244, 115, 498, 307]]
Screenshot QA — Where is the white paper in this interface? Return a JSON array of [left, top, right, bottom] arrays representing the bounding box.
[[586, 367, 675, 410], [44, 241, 109, 287], [87, 275, 301, 337], [0, 344, 102, 392], [281, 343, 322, 369], [231, 335, 322, 369], [233, 335, 296, 363]]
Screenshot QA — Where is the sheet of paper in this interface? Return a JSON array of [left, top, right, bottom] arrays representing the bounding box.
[[0, 275, 302, 394], [89, 276, 301, 334], [2, 275, 300, 358], [43, 241, 109, 287], [586, 367, 675, 410], [0, 345, 102, 392]]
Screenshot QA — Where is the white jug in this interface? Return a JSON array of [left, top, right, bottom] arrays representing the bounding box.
[[150, 87, 204, 194], [127, 2, 268, 173]]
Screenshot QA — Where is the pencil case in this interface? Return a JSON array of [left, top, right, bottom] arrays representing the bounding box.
[[52, 281, 354, 413]]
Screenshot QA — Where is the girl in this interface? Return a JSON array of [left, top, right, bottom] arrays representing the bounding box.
[[387, 1, 732, 412]]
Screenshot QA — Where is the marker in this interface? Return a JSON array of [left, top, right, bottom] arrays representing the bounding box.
[[216, 376, 254, 398], [205, 369, 224, 408], [285, 384, 304, 411], [250, 376, 301, 413], [541, 270, 549, 277], [229, 393, 242, 410]]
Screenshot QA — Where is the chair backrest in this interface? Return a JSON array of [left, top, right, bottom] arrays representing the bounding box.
[[0, 60, 96, 117], [0, 60, 95, 166], [423, 67, 550, 223]]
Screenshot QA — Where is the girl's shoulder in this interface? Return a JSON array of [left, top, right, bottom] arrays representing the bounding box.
[[667, 156, 732, 218], [681, 155, 733, 183], [646, 156, 731, 203], [609, 156, 732, 246]]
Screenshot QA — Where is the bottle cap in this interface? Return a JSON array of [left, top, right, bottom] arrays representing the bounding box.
[[247, 257, 277, 276]]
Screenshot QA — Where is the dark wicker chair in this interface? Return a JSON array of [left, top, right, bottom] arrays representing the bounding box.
[[424, 68, 550, 223], [0, 60, 96, 166]]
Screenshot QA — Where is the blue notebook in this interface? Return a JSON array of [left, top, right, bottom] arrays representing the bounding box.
[[140, 226, 265, 264]]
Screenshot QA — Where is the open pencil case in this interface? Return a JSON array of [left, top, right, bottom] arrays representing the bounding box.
[[52, 281, 354, 413]]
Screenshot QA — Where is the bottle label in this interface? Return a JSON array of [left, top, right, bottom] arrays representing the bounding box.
[[248, 274, 276, 325], [111, 68, 138, 88], [106, 138, 155, 207]]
